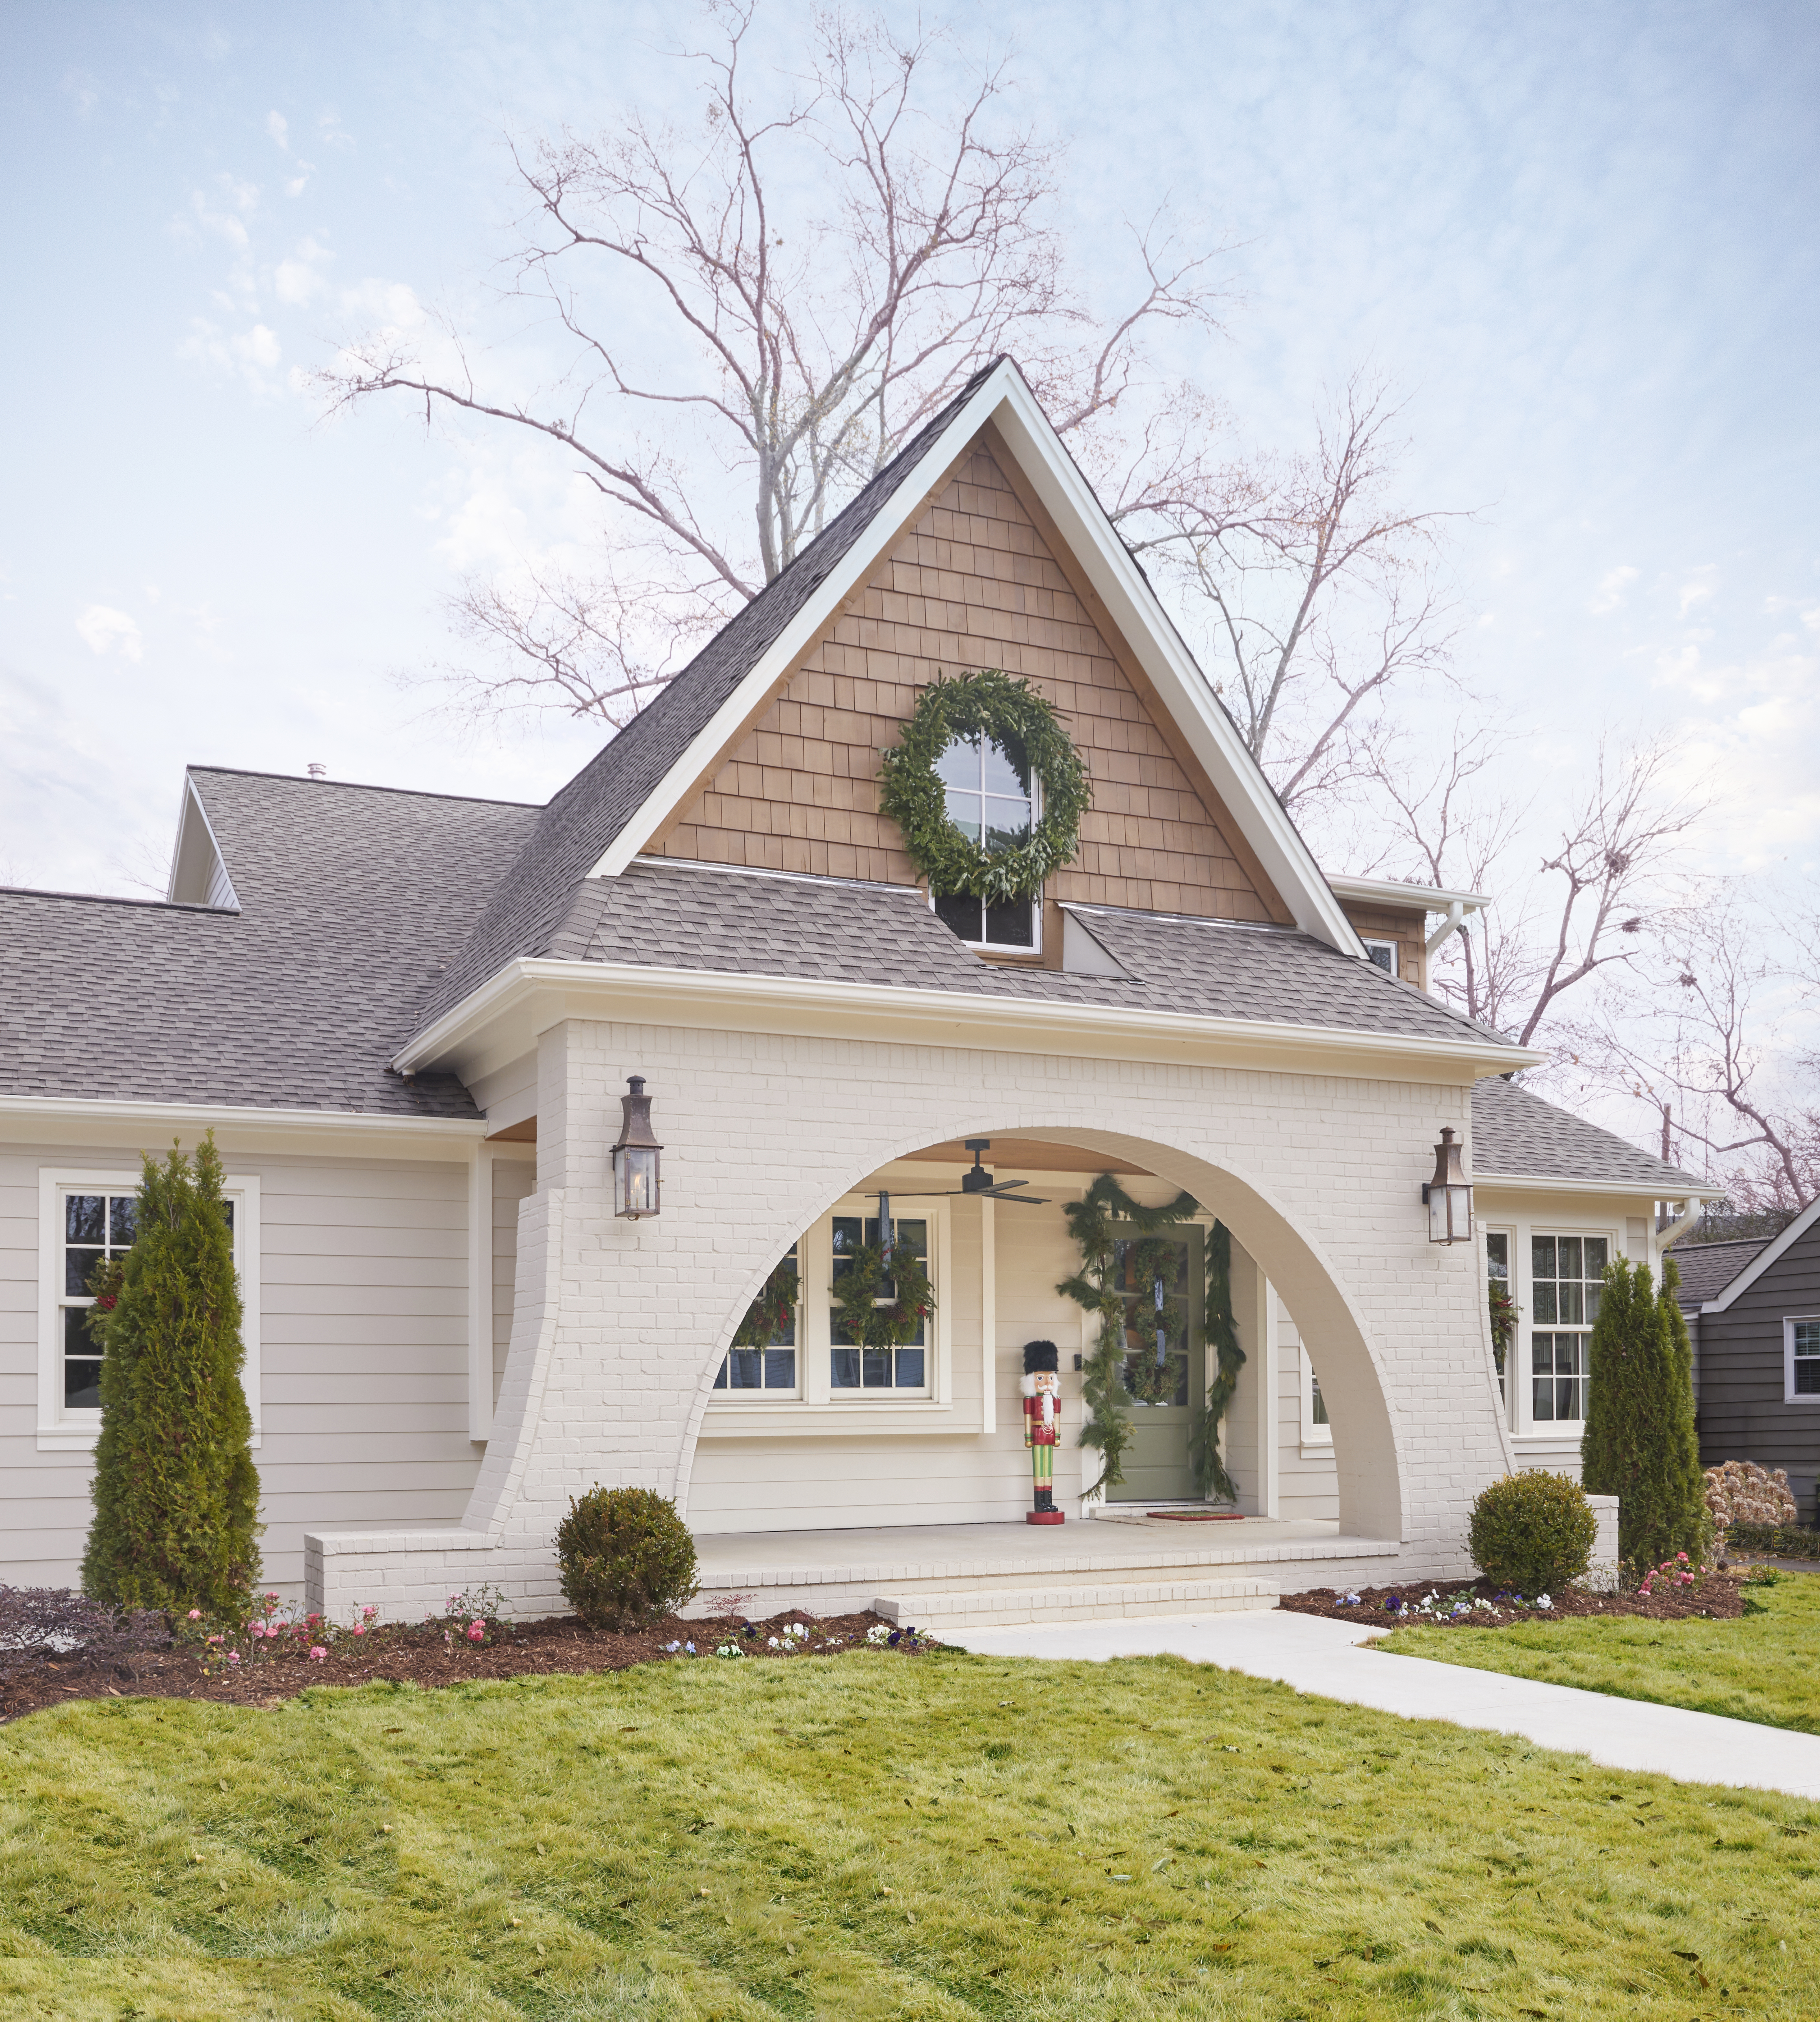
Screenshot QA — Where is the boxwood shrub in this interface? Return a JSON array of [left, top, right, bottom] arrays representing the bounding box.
[[1467, 1471, 1597, 1596], [555, 1486, 700, 1630]]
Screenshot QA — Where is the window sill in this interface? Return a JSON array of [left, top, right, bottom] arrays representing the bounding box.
[[1512, 1429, 1584, 1442], [700, 1401, 968, 1437], [1300, 1438, 1335, 1460]]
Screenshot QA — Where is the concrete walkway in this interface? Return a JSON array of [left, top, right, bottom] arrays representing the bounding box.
[[953, 1609, 1820, 1801]]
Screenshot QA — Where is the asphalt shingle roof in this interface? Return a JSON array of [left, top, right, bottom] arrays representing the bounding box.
[[1662, 1236, 1771, 1308], [0, 769, 538, 1117], [1469, 1073, 1705, 1192], [412, 364, 1002, 1039], [558, 860, 1517, 1044]]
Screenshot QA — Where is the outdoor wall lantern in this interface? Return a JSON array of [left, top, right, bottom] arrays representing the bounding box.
[[1423, 1126, 1473, 1244], [611, 1075, 663, 1219]]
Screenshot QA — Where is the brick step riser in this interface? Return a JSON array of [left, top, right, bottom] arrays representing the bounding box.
[[872, 1579, 1278, 1630]]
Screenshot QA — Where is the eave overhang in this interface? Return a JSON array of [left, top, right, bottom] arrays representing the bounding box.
[[393, 956, 1544, 1093], [1473, 1171, 1720, 1200]]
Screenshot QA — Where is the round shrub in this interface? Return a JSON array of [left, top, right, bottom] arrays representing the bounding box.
[[1467, 1472, 1597, 1596], [555, 1486, 699, 1630]]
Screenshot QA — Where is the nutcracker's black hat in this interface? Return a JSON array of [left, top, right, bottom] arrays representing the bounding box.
[[1023, 1339, 1059, 1374]]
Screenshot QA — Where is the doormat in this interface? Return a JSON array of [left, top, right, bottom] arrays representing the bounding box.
[[1146, 1510, 1245, 1522]]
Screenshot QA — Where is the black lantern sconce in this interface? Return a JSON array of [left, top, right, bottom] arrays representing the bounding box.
[[611, 1076, 663, 1219], [1423, 1126, 1473, 1244]]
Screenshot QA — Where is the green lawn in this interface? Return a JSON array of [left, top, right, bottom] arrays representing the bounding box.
[[1378, 1572, 1820, 1737], [2, 1651, 1818, 2020]]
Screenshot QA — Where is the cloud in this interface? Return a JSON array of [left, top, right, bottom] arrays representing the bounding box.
[[76, 607, 143, 661], [317, 109, 354, 151], [275, 235, 333, 305], [61, 68, 99, 118], [1678, 565, 1718, 617], [177, 174, 261, 250], [266, 109, 289, 150], [1589, 563, 1638, 615], [179, 318, 284, 393]]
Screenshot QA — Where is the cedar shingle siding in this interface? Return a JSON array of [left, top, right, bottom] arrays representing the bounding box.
[[1692, 1217, 1820, 1521]]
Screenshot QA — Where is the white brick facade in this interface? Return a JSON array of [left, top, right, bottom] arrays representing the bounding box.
[[306, 1015, 1515, 1619]]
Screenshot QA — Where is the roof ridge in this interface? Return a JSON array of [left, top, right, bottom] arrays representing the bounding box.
[[0, 885, 232, 914]]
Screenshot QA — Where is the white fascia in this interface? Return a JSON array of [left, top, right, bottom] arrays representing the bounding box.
[[585, 359, 1362, 955], [167, 773, 241, 911], [393, 955, 1545, 1089], [1699, 1194, 1820, 1313], [1475, 1173, 1722, 1200], [0, 1093, 486, 1148]]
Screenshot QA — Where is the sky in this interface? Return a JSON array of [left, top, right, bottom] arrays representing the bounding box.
[[2, 0, 1816, 922]]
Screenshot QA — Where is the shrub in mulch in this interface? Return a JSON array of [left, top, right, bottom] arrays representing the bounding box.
[[1724, 1520, 1820, 1561], [0, 1589, 940, 1727], [1283, 1569, 1745, 1632]]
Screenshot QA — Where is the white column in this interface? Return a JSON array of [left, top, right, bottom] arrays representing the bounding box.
[[1258, 1273, 1280, 1519], [467, 1146, 494, 1443], [979, 1197, 996, 1434]]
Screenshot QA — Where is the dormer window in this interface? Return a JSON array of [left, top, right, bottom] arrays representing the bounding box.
[[1362, 937, 1398, 976], [930, 731, 1040, 951]]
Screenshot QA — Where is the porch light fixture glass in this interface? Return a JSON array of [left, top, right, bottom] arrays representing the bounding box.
[[1423, 1126, 1473, 1244], [611, 1075, 663, 1219]]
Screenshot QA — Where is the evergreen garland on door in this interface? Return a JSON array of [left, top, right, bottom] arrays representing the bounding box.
[[1058, 1175, 1200, 1497], [877, 669, 1091, 904]]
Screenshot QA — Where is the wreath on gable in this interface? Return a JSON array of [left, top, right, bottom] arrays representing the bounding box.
[[877, 669, 1091, 905], [830, 1245, 935, 1351]]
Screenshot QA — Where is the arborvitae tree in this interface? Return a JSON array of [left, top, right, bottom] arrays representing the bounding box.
[[1580, 1256, 1707, 1570], [81, 1134, 261, 1615]]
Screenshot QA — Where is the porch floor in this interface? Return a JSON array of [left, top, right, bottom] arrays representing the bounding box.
[[691, 1514, 1398, 1621]]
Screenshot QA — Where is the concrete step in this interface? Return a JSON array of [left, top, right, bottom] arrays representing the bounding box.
[[871, 1575, 1279, 1632]]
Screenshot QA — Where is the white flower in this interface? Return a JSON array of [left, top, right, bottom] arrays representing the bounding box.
[[1536, 1595, 1553, 1609]]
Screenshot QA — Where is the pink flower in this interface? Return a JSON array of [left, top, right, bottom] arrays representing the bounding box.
[[249, 1624, 265, 1639], [309, 1646, 327, 1661], [207, 1635, 222, 1646], [266, 1593, 280, 1603], [352, 1624, 366, 1637], [1677, 1552, 1689, 1563], [362, 1606, 379, 1621], [187, 1609, 202, 1621], [467, 1620, 486, 1643], [227, 1651, 240, 1665]]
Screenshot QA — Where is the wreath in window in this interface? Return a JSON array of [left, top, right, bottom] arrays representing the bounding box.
[[877, 669, 1091, 904], [732, 1261, 799, 1350], [829, 1245, 935, 1350]]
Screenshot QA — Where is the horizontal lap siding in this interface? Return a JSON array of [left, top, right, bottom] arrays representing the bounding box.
[[0, 1140, 480, 1591], [1696, 1222, 1820, 1518], [1278, 1301, 1341, 1522], [654, 443, 1280, 924]]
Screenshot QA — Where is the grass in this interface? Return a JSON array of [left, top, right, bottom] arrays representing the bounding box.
[[1378, 1570, 1820, 1737], [2, 1651, 1819, 2019]]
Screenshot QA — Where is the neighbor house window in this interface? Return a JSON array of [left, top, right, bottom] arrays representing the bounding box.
[[1785, 1319, 1820, 1401], [1361, 938, 1398, 976], [714, 1243, 799, 1394], [1530, 1234, 1607, 1424], [830, 1214, 930, 1392], [930, 732, 1039, 951], [39, 1170, 259, 1450]]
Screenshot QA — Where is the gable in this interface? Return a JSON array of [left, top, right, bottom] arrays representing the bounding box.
[[650, 433, 1291, 927]]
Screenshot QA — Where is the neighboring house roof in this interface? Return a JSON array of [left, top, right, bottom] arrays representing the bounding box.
[[1470, 1074, 1706, 1192], [520, 859, 1517, 1045], [1692, 1194, 1820, 1313], [0, 769, 538, 1117], [1664, 1236, 1773, 1310]]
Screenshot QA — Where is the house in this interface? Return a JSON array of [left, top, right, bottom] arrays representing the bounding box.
[[1674, 1205, 1820, 1522], [0, 359, 1710, 1626]]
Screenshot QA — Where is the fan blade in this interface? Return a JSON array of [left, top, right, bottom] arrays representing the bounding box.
[[990, 1191, 1049, 1206], [987, 1178, 1031, 1191]]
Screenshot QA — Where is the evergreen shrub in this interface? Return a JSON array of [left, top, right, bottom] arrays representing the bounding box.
[[555, 1486, 699, 1629], [1580, 1257, 1710, 1569], [1467, 1472, 1597, 1595], [81, 1134, 261, 1617]]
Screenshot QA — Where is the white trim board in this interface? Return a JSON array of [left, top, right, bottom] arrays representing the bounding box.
[[585, 358, 1364, 955]]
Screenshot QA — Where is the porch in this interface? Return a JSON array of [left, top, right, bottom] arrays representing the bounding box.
[[687, 1512, 1400, 1636]]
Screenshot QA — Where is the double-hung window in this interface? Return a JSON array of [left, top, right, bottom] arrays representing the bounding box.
[[930, 731, 1040, 952], [1486, 1230, 1512, 1406], [714, 1242, 800, 1394], [831, 1214, 931, 1392], [1785, 1319, 1820, 1401], [39, 1169, 260, 1450], [1529, 1234, 1607, 1424]]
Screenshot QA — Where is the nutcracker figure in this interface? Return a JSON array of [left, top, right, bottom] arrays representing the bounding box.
[[1021, 1339, 1064, 1524]]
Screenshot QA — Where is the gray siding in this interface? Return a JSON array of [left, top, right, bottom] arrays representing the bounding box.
[[0, 1136, 481, 1591], [1695, 1217, 1820, 1521]]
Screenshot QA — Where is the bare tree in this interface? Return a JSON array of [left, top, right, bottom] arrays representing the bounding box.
[[1365, 730, 1702, 1052], [315, 3, 1227, 725], [1119, 376, 1465, 817]]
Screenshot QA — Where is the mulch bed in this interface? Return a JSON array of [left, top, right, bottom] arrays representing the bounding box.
[[1283, 1572, 1746, 1630], [0, 1609, 932, 1725]]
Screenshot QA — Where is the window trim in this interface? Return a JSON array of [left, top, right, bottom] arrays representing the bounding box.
[[1784, 1316, 1820, 1405], [1512, 1221, 1616, 1436], [1484, 1225, 1515, 1427], [712, 1240, 804, 1401], [1360, 936, 1399, 978], [1300, 1344, 1332, 1449], [37, 1167, 262, 1453], [928, 883, 1046, 957]]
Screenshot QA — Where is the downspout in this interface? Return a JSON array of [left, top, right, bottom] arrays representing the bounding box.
[[1425, 899, 1469, 958]]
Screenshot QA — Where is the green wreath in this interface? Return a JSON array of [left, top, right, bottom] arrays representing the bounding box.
[[830, 1245, 935, 1350], [732, 1261, 800, 1350], [878, 669, 1091, 904]]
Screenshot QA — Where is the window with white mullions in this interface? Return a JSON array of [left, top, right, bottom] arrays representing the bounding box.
[[714, 1242, 799, 1394], [1788, 1319, 1820, 1400], [930, 731, 1039, 950], [830, 1214, 930, 1392], [59, 1191, 138, 1410], [1486, 1231, 1511, 1404], [1530, 1234, 1606, 1424]]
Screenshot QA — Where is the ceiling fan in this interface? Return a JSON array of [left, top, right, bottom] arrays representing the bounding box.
[[857, 1142, 1051, 1257]]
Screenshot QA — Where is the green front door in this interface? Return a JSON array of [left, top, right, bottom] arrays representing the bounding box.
[[1105, 1226, 1205, 1504]]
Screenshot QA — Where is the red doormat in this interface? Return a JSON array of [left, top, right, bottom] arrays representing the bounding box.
[[1146, 1510, 1245, 1521]]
